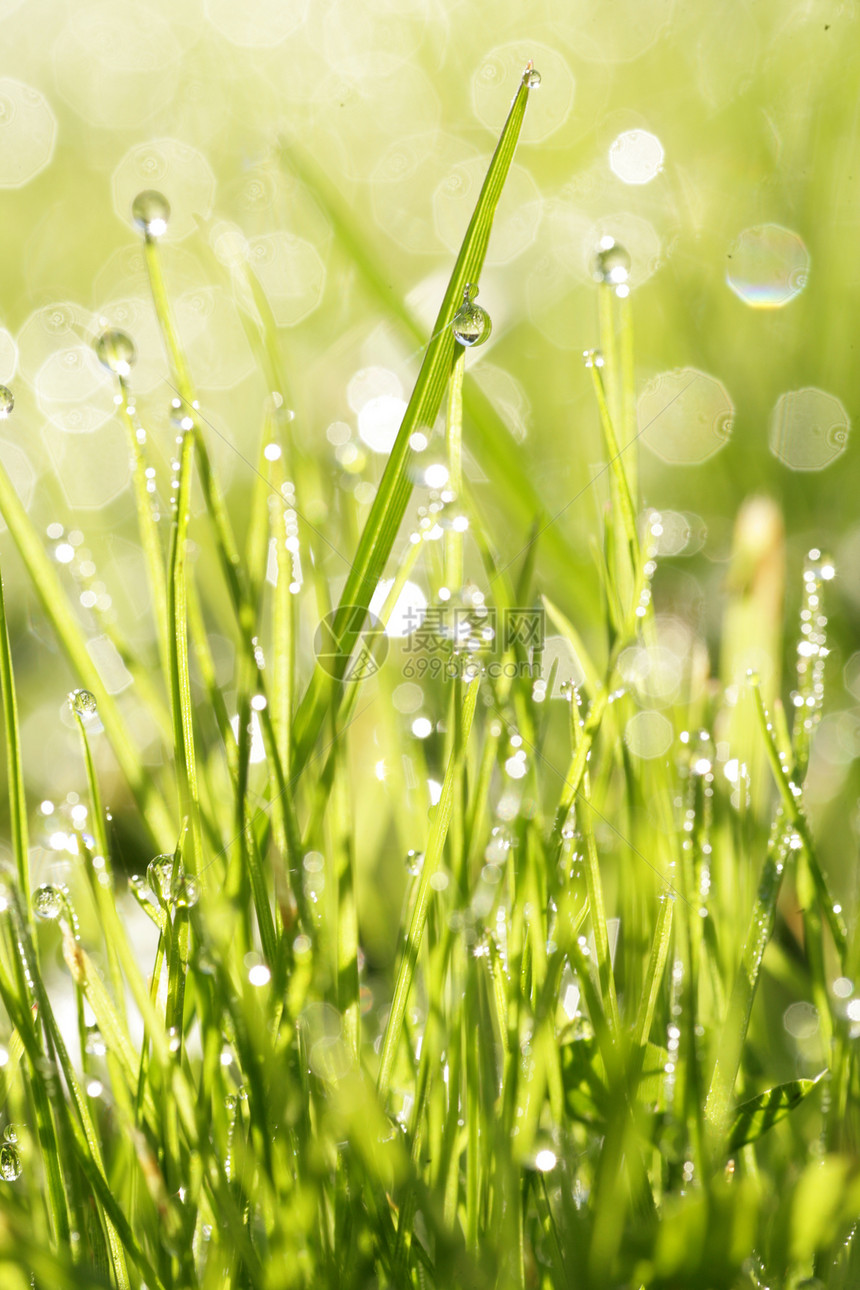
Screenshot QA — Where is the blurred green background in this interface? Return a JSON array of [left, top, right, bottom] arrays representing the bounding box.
[[0, 0, 858, 906]]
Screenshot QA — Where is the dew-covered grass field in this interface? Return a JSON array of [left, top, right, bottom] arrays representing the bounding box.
[[0, 5, 860, 1288]]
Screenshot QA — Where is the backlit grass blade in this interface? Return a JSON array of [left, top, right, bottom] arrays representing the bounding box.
[[0, 569, 30, 910], [292, 68, 538, 770], [727, 1074, 824, 1152]]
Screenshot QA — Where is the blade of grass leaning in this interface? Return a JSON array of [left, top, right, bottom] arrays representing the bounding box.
[[141, 233, 248, 624], [278, 134, 592, 627], [0, 569, 30, 911], [727, 1073, 825, 1152], [116, 372, 170, 679], [291, 68, 538, 771], [167, 426, 204, 882], [750, 677, 847, 957]]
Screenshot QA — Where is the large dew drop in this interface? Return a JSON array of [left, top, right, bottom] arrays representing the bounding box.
[[147, 854, 175, 903], [0, 1144, 21, 1182], [95, 329, 136, 379], [0, 386, 13, 418], [69, 689, 98, 718], [593, 236, 631, 287], [33, 884, 64, 921], [132, 190, 170, 239], [452, 284, 492, 348], [522, 62, 542, 89]]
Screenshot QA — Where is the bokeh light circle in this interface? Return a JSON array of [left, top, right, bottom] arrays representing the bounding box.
[[638, 368, 733, 465], [769, 388, 849, 471], [624, 710, 673, 759], [609, 129, 664, 184], [726, 224, 809, 308]]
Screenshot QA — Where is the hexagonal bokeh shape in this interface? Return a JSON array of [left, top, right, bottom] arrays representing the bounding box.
[[0, 78, 56, 187], [112, 139, 216, 241], [35, 345, 115, 435], [246, 232, 326, 327], [769, 387, 849, 472], [42, 419, 129, 509], [17, 301, 97, 384], [609, 129, 665, 185], [726, 223, 809, 309], [0, 438, 36, 534], [638, 367, 734, 465]]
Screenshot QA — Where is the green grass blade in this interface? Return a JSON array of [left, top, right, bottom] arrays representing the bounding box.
[[292, 68, 538, 770], [727, 1073, 825, 1152], [0, 569, 30, 911]]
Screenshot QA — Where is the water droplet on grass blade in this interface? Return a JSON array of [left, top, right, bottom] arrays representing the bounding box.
[[85, 1028, 106, 1057], [0, 1144, 21, 1182], [452, 284, 492, 347], [132, 190, 170, 239], [69, 689, 98, 718], [95, 329, 136, 378], [0, 386, 13, 418], [593, 236, 631, 287], [147, 854, 175, 902], [170, 870, 199, 909], [3, 1125, 20, 1144], [805, 548, 836, 582], [33, 884, 64, 920], [522, 63, 542, 89]]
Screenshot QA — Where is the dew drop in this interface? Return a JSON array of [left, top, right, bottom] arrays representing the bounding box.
[[0, 1144, 21, 1182], [583, 348, 604, 369], [33, 884, 64, 921], [84, 1028, 106, 1057], [0, 386, 13, 418], [171, 870, 199, 909], [452, 284, 492, 348], [69, 689, 98, 718], [146, 854, 175, 903], [522, 63, 542, 89], [3, 1124, 20, 1144], [131, 190, 170, 239], [593, 236, 631, 287], [95, 329, 136, 379]]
